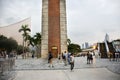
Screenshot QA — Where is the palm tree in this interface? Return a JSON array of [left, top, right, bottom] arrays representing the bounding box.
[[19, 24, 31, 58], [27, 33, 41, 58], [67, 38, 71, 45], [27, 35, 34, 47], [33, 33, 41, 58], [34, 33, 41, 45]]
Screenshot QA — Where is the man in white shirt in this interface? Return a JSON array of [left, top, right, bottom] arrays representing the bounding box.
[[63, 51, 68, 66]]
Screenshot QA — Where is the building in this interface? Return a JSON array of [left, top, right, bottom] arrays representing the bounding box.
[[84, 42, 89, 49], [98, 42, 115, 58], [0, 18, 31, 45], [82, 44, 84, 49], [82, 42, 89, 49], [41, 0, 67, 58], [104, 33, 110, 42], [112, 39, 120, 52]]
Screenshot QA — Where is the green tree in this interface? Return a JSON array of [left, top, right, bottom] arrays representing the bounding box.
[[33, 33, 41, 58], [34, 33, 41, 45], [0, 35, 7, 40], [67, 38, 71, 45], [0, 35, 18, 53], [19, 24, 31, 54], [67, 38, 81, 54], [27, 35, 34, 47], [27, 33, 41, 58], [17, 45, 23, 55], [68, 43, 81, 55]]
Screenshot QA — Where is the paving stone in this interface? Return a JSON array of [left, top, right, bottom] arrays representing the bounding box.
[[15, 56, 120, 74]]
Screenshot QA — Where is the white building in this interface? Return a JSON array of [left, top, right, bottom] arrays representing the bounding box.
[[112, 40, 120, 52], [82, 42, 89, 49], [0, 18, 31, 45]]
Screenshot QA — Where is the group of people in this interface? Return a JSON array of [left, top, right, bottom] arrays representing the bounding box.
[[87, 51, 95, 64], [0, 51, 7, 58], [62, 51, 75, 71], [108, 52, 120, 61], [0, 50, 17, 59], [48, 51, 75, 71]]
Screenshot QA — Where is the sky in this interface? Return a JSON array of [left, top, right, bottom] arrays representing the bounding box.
[[0, 0, 120, 46]]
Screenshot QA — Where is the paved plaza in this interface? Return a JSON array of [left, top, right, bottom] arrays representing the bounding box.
[[13, 56, 120, 80]]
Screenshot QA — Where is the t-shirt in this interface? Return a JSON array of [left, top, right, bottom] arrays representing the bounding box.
[[70, 56, 74, 62]]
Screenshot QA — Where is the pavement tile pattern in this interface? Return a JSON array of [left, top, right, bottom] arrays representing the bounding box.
[[15, 56, 120, 74]]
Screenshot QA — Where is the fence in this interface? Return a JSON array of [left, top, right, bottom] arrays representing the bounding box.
[[0, 58, 15, 80]]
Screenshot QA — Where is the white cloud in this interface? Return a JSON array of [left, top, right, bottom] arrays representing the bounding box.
[[0, 0, 42, 35], [67, 0, 120, 44], [0, 0, 120, 45]]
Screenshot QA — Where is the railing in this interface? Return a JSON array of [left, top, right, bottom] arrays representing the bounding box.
[[0, 58, 15, 80]]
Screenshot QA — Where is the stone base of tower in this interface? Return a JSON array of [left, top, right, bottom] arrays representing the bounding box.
[[41, 43, 48, 58], [41, 45, 67, 58], [41, 50, 48, 58]]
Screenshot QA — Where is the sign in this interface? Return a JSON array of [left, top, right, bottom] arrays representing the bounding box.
[[52, 47, 57, 49]]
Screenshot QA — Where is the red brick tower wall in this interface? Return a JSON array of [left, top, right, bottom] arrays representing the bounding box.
[[48, 0, 60, 57]]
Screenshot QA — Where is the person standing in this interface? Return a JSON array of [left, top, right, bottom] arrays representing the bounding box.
[[109, 52, 113, 61], [58, 53, 61, 63], [87, 52, 90, 64], [48, 51, 54, 68], [70, 53, 75, 71], [90, 52, 93, 64], [115, 52, 119, 61]]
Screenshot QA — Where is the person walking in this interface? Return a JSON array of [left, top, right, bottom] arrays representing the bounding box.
[[58, 53, 61, 63], [115, 52, 119, 61], [87, 52, 90, 64], [67, 52, 71, 64], [63, 51, 68, 66], [70, 53, 75, 71]]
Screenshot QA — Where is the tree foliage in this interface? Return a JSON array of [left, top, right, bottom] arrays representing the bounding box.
[[18, 24, 31, 53], [67, 38, 71, 45], [67, 38, 81, 54], [27, 33, 41, 58], [68, 43, 81, 54], [0, 35, 18, 53], [27, 33, 41, 47], [33, 33, 41, 46]]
